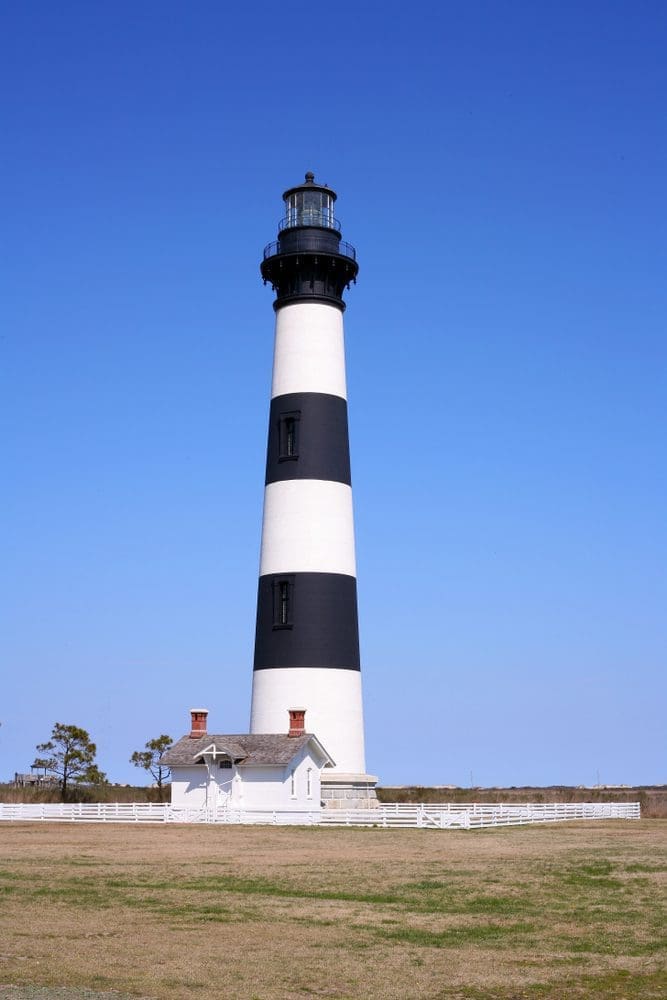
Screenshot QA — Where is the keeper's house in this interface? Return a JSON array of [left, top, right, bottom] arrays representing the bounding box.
[[161, 709, 333, 810]]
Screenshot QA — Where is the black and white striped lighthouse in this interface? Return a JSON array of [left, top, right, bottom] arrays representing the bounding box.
[[250, 173, 376, 801]]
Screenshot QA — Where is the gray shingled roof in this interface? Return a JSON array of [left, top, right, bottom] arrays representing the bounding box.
[[160, 733, 332, 768]]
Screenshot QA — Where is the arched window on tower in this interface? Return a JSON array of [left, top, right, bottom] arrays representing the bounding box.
[[278, 410, 300, 461], [272, 575, 294, 629]]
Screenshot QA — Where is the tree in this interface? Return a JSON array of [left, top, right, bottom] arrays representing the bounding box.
[[130, 735, 173, 800], [82, 763, 108, 787], [34, 723, 105, 801]]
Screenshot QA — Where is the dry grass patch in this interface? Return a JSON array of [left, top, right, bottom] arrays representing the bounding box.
[[0, 821, 665, 999]]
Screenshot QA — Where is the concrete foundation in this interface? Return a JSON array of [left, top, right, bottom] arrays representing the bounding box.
[[321, 772, 379, 809]]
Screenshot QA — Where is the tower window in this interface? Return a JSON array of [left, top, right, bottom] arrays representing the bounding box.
[[278, 411, 300, 462], [272, 575, 294, 629], [279, 581, 289, 624], [285, 418, 296, 457]]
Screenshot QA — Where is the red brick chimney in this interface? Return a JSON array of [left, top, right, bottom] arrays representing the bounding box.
[[288, 708, 306, 737], [189, 708, 208, 739]]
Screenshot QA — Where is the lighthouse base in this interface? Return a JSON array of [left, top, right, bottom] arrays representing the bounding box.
[[321, 773, 379, 810]]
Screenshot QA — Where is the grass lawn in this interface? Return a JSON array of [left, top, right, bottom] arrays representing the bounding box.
[[0, 820, 665, 999]]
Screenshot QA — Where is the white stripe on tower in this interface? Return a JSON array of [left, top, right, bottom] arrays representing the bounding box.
[[259, 478, 356, 578], [250, 174, 367, 777], [251, 668, 365, 775], [271, 302, 347, 399]]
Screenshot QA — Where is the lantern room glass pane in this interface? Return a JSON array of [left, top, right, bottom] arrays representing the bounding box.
[[283, 191, 335, 229]]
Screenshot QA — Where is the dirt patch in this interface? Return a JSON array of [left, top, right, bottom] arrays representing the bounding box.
[[0, 989, 144, 999]]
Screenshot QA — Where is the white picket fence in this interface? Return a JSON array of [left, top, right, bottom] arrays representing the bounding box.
[[0, 801, 180, 824], [320, 801, 641, 829], [0, 802, 320, 825], [0, 800, 640, 828]]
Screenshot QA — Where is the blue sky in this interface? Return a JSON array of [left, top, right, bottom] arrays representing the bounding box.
[[2, 1, 665, 788]]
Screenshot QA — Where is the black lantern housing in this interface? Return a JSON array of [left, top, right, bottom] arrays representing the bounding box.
[[261, 172, 359, 311]]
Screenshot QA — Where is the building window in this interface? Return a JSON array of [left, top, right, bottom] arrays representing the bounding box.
[[278, 411, 300, 462], [290, 768, 296, 798], [219, 760, 232, 769], [272, 575, 294, 629], [306, 768, 312, 799]]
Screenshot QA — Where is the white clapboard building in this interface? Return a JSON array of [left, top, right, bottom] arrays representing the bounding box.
[[162, 709, 333, 811]]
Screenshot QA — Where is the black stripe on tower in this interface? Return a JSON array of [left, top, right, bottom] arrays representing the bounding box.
[[265, 393, 351, 486], [253, 572, 360, 671]]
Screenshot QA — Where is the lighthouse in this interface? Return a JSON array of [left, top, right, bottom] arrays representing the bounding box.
[[250, 173, 377, 806]]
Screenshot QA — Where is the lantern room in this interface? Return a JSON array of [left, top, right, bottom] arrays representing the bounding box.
[[281, 172, 339, 231]]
